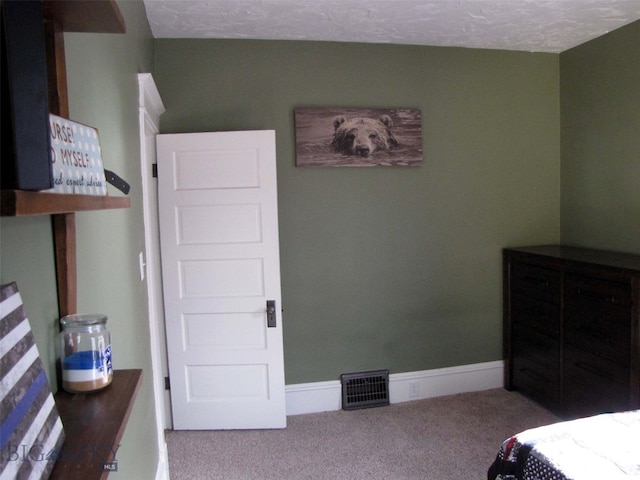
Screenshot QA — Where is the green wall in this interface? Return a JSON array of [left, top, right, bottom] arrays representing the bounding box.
[[560, 20, 640, 255], [154, 40, 561, 384], [1, 2, 160, 479]]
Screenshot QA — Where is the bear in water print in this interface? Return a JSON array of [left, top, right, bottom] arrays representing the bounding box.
[[331, 115, 399, 157], [294, 107, 423, 167]]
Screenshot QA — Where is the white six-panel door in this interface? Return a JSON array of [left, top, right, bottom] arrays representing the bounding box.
[[157, 130, 286, 429]]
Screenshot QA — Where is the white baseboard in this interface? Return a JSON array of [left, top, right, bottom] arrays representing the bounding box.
[[285, 379, 343, 416], [154, 442, 170, 480], [285, 360, 504, 416]]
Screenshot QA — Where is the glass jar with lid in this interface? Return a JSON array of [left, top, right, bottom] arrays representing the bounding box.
[[59, 314, 113, 393]]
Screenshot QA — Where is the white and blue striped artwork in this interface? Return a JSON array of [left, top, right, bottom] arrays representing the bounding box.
[[0, 282, 65, 480]]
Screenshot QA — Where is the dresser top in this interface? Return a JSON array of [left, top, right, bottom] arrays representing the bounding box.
[[504, 244, 640, 273]]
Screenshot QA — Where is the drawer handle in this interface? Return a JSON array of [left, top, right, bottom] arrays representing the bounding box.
[[575, 361, 609, 379], [575, 288, 617, 303], [572, 323, 614, 344], [533, 315, 551, 327], [520, 368, 545, 382], [533, 318, 559, 335], [524, 276, 550, 288]]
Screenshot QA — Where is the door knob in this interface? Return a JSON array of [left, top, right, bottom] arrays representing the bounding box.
[[266, 300, 276, 327]]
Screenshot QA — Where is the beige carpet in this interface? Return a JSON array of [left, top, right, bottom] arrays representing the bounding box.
[[166, 388, 559, 480]]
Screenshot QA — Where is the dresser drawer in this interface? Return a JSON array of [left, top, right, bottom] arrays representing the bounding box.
[[563, 374, 631, 417], [511, 263, 561, 304], [513, 323, 559, 371], [564, 320, 630, 365], [564, 276, 631, 364], [512, 294, 560, 336], [512, 355, 559, 407], [563, 344, 629, 398], [565, 273, 631, 310]]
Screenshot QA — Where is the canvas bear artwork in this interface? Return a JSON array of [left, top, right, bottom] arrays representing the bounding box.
[[294, 107, 423, 167]]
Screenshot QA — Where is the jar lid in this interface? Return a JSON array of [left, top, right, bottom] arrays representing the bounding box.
[[60, 313, 107, 327]]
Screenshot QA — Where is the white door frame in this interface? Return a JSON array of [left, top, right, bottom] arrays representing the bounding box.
[[137, 73, 170, 480]]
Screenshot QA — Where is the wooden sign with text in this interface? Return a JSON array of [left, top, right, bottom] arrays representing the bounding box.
[[46, 114, 107, 195]]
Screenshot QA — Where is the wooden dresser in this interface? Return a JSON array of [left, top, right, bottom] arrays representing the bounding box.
[[503, 245, 640, 418]]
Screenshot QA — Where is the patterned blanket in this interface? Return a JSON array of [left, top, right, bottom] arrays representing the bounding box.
[[488, 410, 640, 480]]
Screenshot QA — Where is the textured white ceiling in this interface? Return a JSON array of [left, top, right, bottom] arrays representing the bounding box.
[[143, 0, 640, 53]]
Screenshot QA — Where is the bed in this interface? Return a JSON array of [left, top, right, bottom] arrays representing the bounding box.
[[487, 410, 640, 480]]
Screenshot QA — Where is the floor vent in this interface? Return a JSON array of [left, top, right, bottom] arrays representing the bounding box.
[[340, 369, 390, 410]]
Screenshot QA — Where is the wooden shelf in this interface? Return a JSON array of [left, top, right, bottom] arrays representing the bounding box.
[[1, 190, 130, 217], [43, 0, 126, 34], [50, 369, 142, 480]]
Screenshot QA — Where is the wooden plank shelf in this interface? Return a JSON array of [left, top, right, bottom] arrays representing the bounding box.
[[1, 190, 130, 217], [43, 0, 126, 34], [49, 369, 142, 480]]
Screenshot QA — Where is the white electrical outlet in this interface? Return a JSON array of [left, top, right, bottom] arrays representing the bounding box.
[[408, 381, 419, 399]]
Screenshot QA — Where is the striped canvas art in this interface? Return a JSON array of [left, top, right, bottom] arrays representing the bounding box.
[[1, 282, 65, 480]]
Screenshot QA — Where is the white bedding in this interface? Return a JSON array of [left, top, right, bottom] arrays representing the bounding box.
[[488, 410, 640, 479]]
